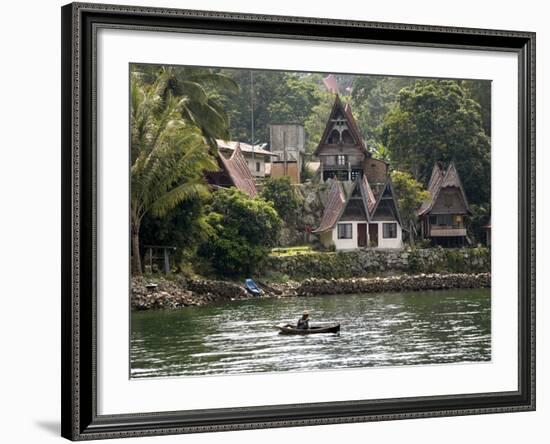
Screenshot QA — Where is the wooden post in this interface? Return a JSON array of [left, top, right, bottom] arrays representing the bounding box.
[[163, 248, 170, 274]]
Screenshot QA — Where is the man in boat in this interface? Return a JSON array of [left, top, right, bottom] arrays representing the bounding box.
[[296, 311, 310, 330]]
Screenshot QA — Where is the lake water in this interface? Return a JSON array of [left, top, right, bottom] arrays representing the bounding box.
[[130, 288, 491, 378]]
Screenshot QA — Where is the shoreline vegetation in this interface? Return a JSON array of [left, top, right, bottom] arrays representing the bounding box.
[[131, 271, 491, 311], [132, 247, 491, 310]]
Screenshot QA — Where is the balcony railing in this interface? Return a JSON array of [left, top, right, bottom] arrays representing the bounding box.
[[429, 226, 467, 237], [322, 163, 364, 170]]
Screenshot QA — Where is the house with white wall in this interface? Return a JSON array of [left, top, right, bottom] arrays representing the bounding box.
[[313, 176, 403, 251]]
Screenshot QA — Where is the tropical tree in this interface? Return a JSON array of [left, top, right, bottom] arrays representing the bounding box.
[[381, 79, 491, 205], [217, 70, 323, 144], [132, 64, 239, 148], [199, 189, 282, 276], [351, 76, 413, 150], [304, 92, 335, 154], [260, 176, 302, 222], [130, 72, 218, 275], [390, 170, 430, 242]]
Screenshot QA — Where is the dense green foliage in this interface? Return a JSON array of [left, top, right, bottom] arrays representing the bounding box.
[[214, 70, 323, 144], [351, 76, 414, 153], [130, 68, 227, 274], [259, 177, 302, 223], [381, 80, 491, 205], [198, 189, 282, 276], [303, 92, 336, 153], [139, 198, 208, 268], [467, 203, 491, 245], [132, 64, 238, 147]]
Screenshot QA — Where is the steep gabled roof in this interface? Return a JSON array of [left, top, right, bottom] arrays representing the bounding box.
[[217, 144, 257, 197], [360, 174, 377, 214], [314, 95, 369, 156], [370, 179, 403, 226], [418, 161, 471, 216], [314, 174, 404, 234], [312, 180, 346, 233]]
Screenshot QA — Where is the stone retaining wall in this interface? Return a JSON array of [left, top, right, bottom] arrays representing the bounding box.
[[261, 247, 490, 280], [131, 271, 491, 310], [295, 273, 490, 296]]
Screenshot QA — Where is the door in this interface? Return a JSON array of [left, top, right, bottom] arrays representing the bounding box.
[[368, 223, 378, 247], [357, 223, 367, 247]]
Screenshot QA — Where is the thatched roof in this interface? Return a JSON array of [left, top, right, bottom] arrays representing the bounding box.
[[418, 161, 471, 216]]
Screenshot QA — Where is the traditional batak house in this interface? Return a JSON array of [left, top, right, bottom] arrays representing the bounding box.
[[207, 144, 257, 197], [314, 95, 370, 183], [417, 162, 472, 247], [313, 176, 403, 250], [314, 95, 389, 189], [312, 95, 403, 250], [216, 139, 276, 178]]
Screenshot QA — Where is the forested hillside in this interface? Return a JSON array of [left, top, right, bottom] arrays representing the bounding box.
[[131, 64, 491, 275]]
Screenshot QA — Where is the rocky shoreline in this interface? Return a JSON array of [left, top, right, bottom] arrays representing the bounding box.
[[131, 272, 491, 310]]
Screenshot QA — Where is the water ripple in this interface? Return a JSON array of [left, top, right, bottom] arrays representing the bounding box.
[[131, 288, 491, 378]]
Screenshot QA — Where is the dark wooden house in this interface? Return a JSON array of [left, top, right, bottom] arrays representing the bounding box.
[[314, 95, 388, 182], [417, 162, 472, 247]]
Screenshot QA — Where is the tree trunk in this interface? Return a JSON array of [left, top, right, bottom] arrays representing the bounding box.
[[131, 222, 142, 276]]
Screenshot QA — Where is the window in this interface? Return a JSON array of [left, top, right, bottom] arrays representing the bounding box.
[[337, 223, 352, 239], [336, 154, 347, 166], [350, 170, 361, 181], [383, 223, 397, 239], [256, 162, 261, 172]]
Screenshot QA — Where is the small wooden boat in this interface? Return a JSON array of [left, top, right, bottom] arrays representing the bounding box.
[[276, 323, 341, 335], [245, 278, 262, 296]]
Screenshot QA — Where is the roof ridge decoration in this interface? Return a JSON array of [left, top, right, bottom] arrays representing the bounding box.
[[313, 94, 369, 156]]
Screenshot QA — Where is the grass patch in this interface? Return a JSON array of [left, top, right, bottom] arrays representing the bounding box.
[[269, 245, 316, 257]]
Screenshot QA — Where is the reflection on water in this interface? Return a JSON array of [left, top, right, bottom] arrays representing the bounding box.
[[130, 288, 491, 378]]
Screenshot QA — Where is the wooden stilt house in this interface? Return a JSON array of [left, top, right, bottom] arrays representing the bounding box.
[[417, 162, 472, 247]]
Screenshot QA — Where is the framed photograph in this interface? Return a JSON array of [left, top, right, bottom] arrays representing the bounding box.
[[61, 2, 535, 440]]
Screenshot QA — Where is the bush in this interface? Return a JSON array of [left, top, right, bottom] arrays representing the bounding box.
[[260, 176, 302, 222], [198, 188, 282, 276]]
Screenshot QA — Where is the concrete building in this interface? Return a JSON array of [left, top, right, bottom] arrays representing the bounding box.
[[268, 123, 305, 183]]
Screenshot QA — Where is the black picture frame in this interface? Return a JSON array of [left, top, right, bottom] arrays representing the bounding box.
[[61, 2, 536, 440]]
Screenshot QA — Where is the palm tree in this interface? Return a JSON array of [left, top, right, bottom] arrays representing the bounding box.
[[135, 65, 239, 148], [130, 72, 218, 275]]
